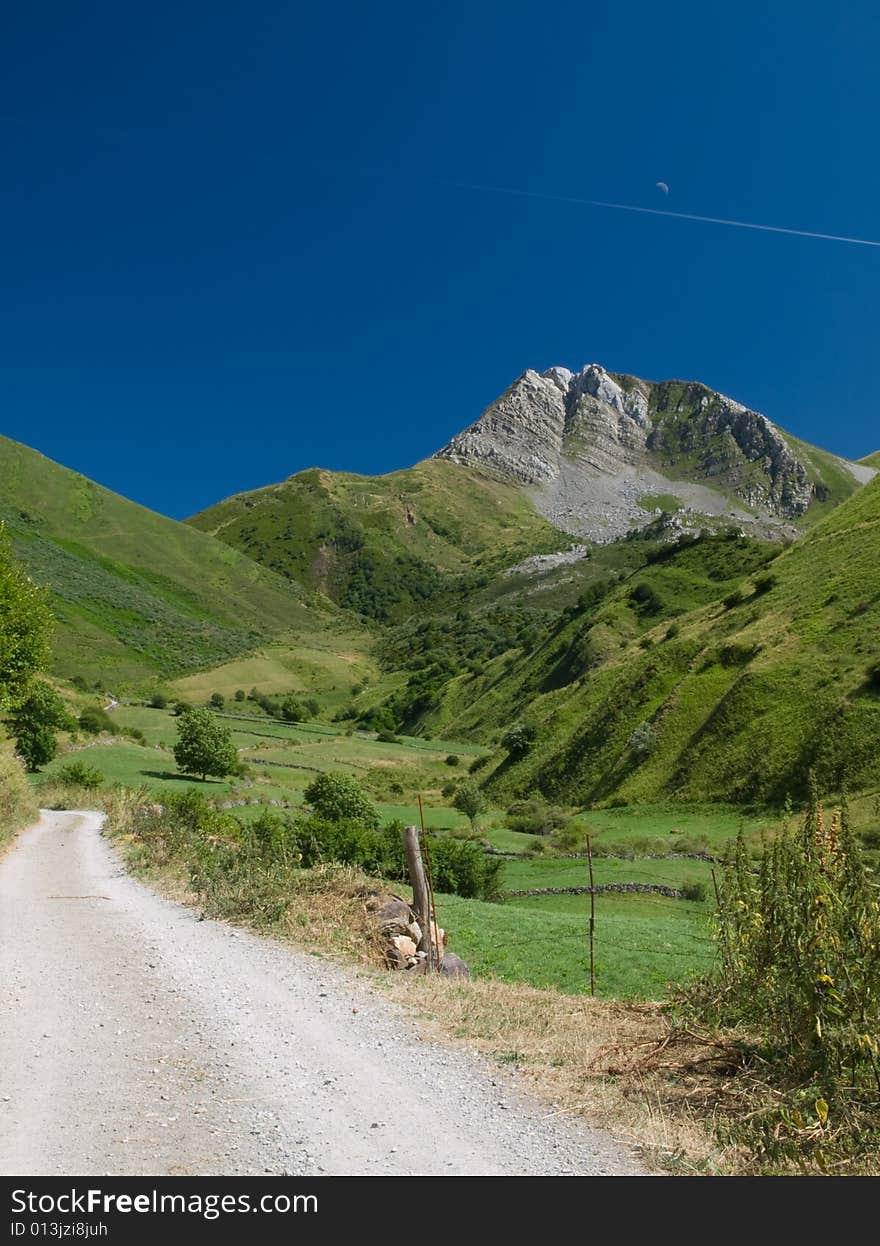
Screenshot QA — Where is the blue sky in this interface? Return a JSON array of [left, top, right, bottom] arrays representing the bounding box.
[[2, 1, 879, 518]]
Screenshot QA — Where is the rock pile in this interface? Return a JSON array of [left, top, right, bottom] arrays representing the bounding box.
[[364, 891, 471, 978]]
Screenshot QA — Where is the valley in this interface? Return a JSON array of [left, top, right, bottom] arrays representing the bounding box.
[[3, 358, 880, 1174]]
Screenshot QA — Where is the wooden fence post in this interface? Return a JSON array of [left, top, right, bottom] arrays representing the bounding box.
[[403, 825, 434, 966], [587, 833, 596, 997]]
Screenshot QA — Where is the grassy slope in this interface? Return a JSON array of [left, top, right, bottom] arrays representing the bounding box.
[[402, 530, 780, 738], [455, 476, 880, 805], [0, 433, 342, 688], [187, 459, 565, 620], [860, 450, 880, 468]]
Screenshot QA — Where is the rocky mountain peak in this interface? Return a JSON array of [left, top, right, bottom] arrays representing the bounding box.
[[434, 362, 869, 542]]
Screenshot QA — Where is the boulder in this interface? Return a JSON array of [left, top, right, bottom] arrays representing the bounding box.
[[389, 935, 417, 959], [439, 953, 471, 979]]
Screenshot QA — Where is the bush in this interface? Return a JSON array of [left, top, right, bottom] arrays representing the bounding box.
[[210, 692, 225, 710], [445, 754, 460, 767], [376, 730, 399, 743], [303, 772, 380, 831], [684, 781, 880, 1170], [753, 572, 778, 596], [501, 721, 538, 760], [149, 693, 168, 709], [507, 796, 569, 836], [680, 881, 707, 902], [723, 588, 746, 610], [428, 838, 504, 900], [173, 701, 193, 717], [234, 689, 246, 702], [468, 755, 489, 774], [441, 781, 457, 798], [56, 761, 104, 790], [280, 696, 306, 723], [78, 705, 114, 735], [627, 721, 656, 757]]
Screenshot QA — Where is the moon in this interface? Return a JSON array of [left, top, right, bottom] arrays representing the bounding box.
[[655, 181, 669, 195]]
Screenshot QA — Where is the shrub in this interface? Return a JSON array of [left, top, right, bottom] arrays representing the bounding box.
[[627, 721, 656, 757], [867, 661, 880, 690], [428, 838, 504, 900], [680, 881, 707, 902], [468, 755, 489, 774], [441, 781, 457, 798], [507, 796, 569, 836], [303, 772, 380, 831], [445, 754, 460, 767], [723, 588, 746, 610], [56, 761, 104, 790], [501, 721, 538, 760], [753, 572, 778, 596], [376, 730, 399, 743], [173, 701, 193, 717], [210, 692, 225, 710], [685, 780, 880, 1170], [149, 693, 168, 709], [665, 622, 681, 640], [629, 582, 665, 616], [280, 696, 306, 723], [78, 705, 114, 735], [234, 689, 246, 702]]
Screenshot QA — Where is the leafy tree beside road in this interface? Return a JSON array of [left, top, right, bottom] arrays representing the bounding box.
[[9, 681, 75, 771], [173, 708, 238, 781], [0, 527, 52, 711]]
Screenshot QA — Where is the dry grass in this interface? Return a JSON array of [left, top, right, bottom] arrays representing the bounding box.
[[0, 739, 37, 857], [376, 973, 745, 1173]]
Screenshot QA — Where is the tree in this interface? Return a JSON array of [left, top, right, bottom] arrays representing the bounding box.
[[9, 681, 75, 772], [234, 689, 246, 702], [452, 782, 487, 830], [173, 708, 238, 781], [149, 692, 168, 709], [280, 695, 305, 723], [0, 527, 52, 711], [501, 721, 538, 760], [210, 692, 225, 710], [303, 772, 380, 830]]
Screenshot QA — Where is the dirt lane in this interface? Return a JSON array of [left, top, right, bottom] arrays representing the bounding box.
[[0, 811, 643, 1176]]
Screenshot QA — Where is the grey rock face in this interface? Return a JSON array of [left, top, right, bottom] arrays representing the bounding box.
[[435, 362, 857, 541]]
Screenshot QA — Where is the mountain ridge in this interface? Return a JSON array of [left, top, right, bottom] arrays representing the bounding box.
[[0, 432, 334, 688], [435, 363, 873, 542]]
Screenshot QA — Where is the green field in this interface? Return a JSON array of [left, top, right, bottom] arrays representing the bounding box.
[[429, 888, 713, 997]]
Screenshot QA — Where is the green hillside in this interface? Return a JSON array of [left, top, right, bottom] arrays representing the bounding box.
[[0, 434, 337, 688], [860, 450, 880, 469], [396, 477, 880, 805], [187, 460, 565, 621]]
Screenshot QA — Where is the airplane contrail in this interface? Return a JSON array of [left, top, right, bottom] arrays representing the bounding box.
[[441, 179, 880, 249]]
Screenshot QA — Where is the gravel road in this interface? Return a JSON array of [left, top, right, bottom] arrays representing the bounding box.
[[0, 811, 644, 1177]]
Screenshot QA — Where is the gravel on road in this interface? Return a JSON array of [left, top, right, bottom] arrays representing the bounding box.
[[0, 810, 644, 1177]]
